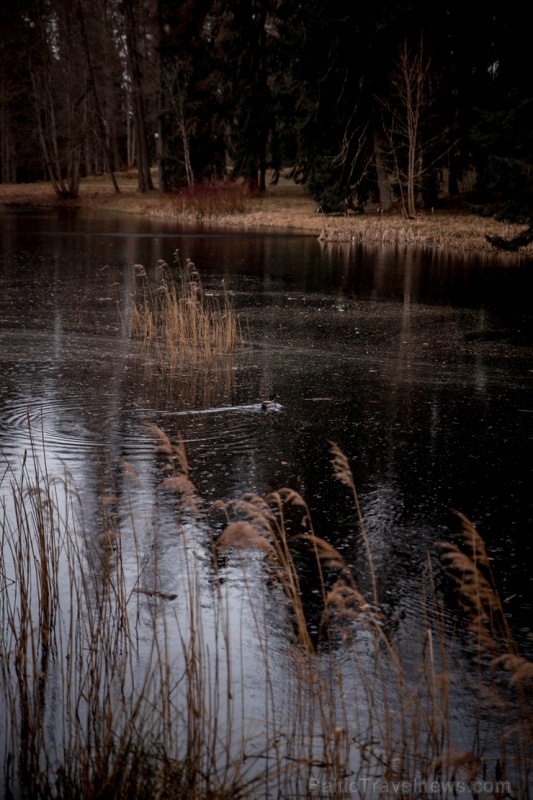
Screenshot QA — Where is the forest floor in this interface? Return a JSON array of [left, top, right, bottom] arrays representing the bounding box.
[[2, 171, 532, 258]]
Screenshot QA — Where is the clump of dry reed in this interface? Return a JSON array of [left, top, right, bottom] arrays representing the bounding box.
[[1, 429, 531, 798], [0, 433, 264, 799], [168, 180, 252, 219], [209, 441, 533, 795], [130, 252, 244, 369]]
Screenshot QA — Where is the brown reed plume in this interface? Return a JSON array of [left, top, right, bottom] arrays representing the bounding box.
[[439, 512, 533, 789], [440, 511, 533, 681], [145, 422, 198, 512], [329, 440, 378, 608], [214, 488, 316, 653]]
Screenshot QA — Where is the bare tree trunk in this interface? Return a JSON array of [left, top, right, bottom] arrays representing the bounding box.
[[121, 0, 154, 192], [76, 0, 120, 193], [0, 100, 14, 182], [373, 128, 392, 211], [162, 59, 194, 187], [31, 68, 68, 197], [381, 39, 436, 218], [0, 46, 16, 183], [447, 151, 459, 196], [405, 45, 424, 218], [29, 0, 89, 199], [126, 99, 134, 168], [177, 98, 194, 188], [65, 91, 84, 197]]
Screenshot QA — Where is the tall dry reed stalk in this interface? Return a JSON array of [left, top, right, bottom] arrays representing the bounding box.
[[1, 429, 531, 798], [130, 253, 244, 370]]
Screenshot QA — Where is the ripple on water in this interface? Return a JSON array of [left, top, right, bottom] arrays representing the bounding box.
[[0, 394, 285, 481], [0, 396, 134, 459]]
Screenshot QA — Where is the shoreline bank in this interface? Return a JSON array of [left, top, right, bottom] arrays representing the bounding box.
[[2, 177, 532, 259]]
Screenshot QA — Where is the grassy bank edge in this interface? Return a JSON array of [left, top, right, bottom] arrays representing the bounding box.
[[2, 176, 532, 258]]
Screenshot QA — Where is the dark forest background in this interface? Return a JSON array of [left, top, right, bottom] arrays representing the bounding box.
[[1, 0, 532, 222]]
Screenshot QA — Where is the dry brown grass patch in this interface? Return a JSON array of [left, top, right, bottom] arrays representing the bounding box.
[[164, 179, 253, 218], [319, 213, 533, 255]]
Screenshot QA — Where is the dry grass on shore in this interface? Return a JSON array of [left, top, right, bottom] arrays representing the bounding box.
[[318, 212, 533, 255], [2, 172, 532, 256]]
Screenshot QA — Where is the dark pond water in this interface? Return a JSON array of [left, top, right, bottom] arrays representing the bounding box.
[[1, 207, 532, 650]]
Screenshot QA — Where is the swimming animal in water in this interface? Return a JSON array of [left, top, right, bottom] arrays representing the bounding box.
[[261, 391, 279, 410]]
